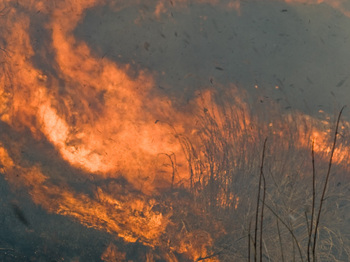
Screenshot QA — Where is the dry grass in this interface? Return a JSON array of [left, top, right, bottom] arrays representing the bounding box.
[[177, 88, 350, 261]]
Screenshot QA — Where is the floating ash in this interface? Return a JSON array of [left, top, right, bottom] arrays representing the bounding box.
[[0, 0, 350, 261]]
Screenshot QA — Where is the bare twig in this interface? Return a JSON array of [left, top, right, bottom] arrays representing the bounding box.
[[260, 140, 267, 262], [307, 139, 316, 262], [305, 211, 310, 237], [254, 138, 267, 262], [157, 152, 177, 189], [196, 250, 223, 261], [248, 219, 252, 262], [313, 106, 346, 259], [264, 203, 304, 262], [276, 218, 285, 262]]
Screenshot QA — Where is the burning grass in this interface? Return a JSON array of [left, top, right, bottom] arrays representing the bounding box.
[[1, 0, 350, 261], [1, 81, 350, 261], [175, 89, 350, 261]]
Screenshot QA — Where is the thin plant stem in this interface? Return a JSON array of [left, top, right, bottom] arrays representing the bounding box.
[[254, 138, 267, 262], [307, 140, 316, 262], [260, 140, 267, 262], [248, 219, 252, 262], [264, 203, 304, 262], [276, 218, 285, 262], [305, 211, 310, 237], [313, 106, 345, 259]]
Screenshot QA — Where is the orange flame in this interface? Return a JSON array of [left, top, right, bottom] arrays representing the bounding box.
[[0, 0, 349, 260], [282, 0, 350, 17]]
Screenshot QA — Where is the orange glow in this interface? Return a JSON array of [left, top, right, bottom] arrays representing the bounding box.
[[1, 0, 196, 193], [0, 0, 219, 259], [282, 0, 350, 17], [0, 0, 349, 260], [296, 114, 350, 166], [0, 150, 170, 245], [101, 243, 126, 261]]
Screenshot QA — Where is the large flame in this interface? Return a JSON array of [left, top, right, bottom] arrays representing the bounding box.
[[0, 0, 349, 261]]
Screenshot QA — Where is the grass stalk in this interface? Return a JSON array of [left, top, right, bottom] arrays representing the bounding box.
[[312, 106, 346, 260], [254, 138, 267, 261], [259, 139, 267, 262], [248, 219, 252, 262], [276, 218, 285, 262], [264, 203, 304, 262], [307, 140, 316, 262]]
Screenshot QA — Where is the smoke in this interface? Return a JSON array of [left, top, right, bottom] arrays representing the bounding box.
[[0, 0, 349, 260]]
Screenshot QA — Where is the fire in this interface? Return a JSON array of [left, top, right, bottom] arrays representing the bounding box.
[[1, 0, 195, 193], [0, 0, 216, 260], [0, 0, 349, 261], [281, 0, 350, 17]]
